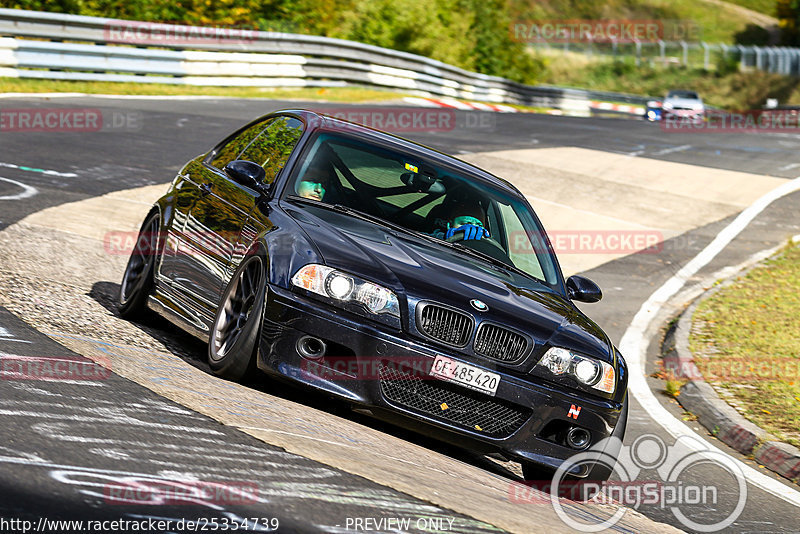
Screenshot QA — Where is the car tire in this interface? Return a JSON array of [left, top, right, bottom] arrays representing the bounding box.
[[118, 212, 160, 319], [208, 250, 266, 381], [522, 397, 628, 501]]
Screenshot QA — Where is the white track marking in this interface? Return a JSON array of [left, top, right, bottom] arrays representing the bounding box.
[[651, 144, 692, 156], [0, 176, 38, 200], [619, 175, 800, 506], [0, 162, 77, 178], [0, 325, 31, 343]]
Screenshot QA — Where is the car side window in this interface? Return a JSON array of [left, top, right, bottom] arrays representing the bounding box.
[[238, 117, 304, 183], [208, 119, 271, 171]]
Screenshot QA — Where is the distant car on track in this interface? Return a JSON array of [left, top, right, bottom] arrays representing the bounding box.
[[118, 109, 628, 489], [661, 90, 705, 122], [645, 100, 662, 122]]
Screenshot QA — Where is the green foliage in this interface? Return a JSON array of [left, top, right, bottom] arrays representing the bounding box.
[[1, 0, 544, 83], [734, 23, 771, 45], [329, 0, 475, 71], [538, 49, 800, 110], [0, 0, 774, 85], [778, 0, 800, 45], [715, 52, 740, 75], [724, 0, 776, 15]]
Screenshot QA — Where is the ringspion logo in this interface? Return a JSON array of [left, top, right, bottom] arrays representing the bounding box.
[[511, 434, 747, 532]]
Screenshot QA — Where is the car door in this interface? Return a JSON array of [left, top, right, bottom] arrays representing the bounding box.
[[158, 156, 207, 287], [179, 116, 304, 320], [160, 118, 272, 313]]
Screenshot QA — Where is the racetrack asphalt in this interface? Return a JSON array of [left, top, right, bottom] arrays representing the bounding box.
[[1, 95, 800, 532]]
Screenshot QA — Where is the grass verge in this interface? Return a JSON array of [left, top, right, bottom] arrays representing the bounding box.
[[0, 78, 413, 102], [538, 51, 800, 110], [690, 241, 800, 448]]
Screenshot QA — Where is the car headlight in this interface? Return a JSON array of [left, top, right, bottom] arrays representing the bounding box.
[[536, 347, 615, 394], [291, 264, 400, 317]]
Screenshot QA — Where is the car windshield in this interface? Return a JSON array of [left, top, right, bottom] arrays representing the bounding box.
[[283, 130, 561, 287], [667, 91, 700, 100]]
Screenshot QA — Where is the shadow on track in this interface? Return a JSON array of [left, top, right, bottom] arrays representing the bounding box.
[[88, 280, 524, 484]]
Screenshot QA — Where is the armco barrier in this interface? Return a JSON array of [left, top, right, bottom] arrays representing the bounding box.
[[0, 8, 654, 112]]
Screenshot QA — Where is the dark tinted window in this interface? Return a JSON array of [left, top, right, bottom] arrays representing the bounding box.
[[208, 116, 304, 183], [208, 119, 271, 170], [239, 117, 303, 183]]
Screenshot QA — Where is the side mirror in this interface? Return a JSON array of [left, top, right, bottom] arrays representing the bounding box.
[[223, 160, 267, 191], [566, 275, 602, 303]]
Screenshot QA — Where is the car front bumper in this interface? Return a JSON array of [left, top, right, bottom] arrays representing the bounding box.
[[258, 284, 625, 473]]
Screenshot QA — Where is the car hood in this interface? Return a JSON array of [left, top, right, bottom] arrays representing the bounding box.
[[284, 202, 613, 363], [664, 96, 703, 109]]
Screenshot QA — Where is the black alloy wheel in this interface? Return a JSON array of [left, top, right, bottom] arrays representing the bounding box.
[[208, 251, 266, 380]]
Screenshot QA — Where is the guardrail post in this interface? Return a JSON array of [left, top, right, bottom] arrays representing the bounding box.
[[658, 40, 665, 66], [702, 42, 710, 70], [635, 39, 641, 66], [720, 43, 731, 72], [680, 40, 688, 66]]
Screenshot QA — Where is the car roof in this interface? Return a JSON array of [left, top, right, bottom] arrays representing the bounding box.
[[666, 90, 700, 99], [275, 109, 528, 200]]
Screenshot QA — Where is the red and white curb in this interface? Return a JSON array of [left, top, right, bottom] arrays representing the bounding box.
[[403, 96, 518, 113], [590, 100, 645, 115], [404, 96, 646, 117]]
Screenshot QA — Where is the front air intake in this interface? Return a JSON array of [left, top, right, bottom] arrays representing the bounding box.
[[416, 302, 473, 347]]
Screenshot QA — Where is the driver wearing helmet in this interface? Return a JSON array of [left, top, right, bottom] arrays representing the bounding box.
[[431, 199, 490, 241]]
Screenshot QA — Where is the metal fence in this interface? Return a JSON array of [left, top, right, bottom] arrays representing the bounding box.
[[0, 8, 660, 114], [533, 40, 800, 76]]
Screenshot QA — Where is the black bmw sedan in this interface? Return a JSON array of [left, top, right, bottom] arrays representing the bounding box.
[[119, 109, 628, 486]]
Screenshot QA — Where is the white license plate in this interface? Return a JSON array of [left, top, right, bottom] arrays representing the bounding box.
[[429, 355, 500, 396]]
